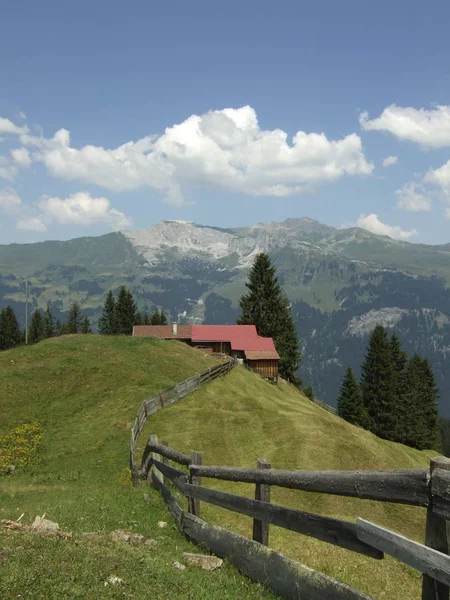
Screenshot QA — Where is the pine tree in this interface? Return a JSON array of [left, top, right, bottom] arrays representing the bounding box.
[[80, 316, 92, 334], [43, 303, 55, 338], [134, 312, 143, 326], [150, 309, 168, 325], [360, 325, 396, 440], [159, 309, 168, 325], [0, 306, 22, 349], [142, 310, 150, 325], [418, 357, 441, 450], [28, 310, 45, 344], [114, 286, 137, 335], [404, 354, 428, 449], [238, 253, 301, 384], [390, 332, 409, 443], [98, 291, 117, 335], [55, 319, 63, 336], [66, 302, 81, 334], [338, 367, 370, 428]]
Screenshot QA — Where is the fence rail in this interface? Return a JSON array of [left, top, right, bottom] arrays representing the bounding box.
[[138, 433, 450, 600]]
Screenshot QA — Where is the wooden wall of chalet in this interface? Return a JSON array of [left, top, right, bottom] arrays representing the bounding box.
[[247, 359, 279, 379], [191, 341, 232, 355]]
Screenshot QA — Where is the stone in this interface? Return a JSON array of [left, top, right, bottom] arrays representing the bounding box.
[[173, 561, 186, 571], [129, 534, 145, 544], [143, 493, 149, 501], [144, 538, 157, 548], [104, 576, 124, 586], [157, 521, 167, 528], [110, 530, 131, 542], [182, 553, 223, 571], [32, 516, 59, 533]]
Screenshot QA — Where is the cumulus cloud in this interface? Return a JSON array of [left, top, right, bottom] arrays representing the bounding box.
[[0, 188, 130, 232], [37, 191, 131, 228], [0, 117, 29, 136], [360, 105, 450, 148], [18, 106, 373, 205], [10, 147, 31, 168], [0, 156, 18, 181], [0, 188, 22, 214], [395, 182, 432, 212], [356, 213, 418, 240], [382, 155, 398, 168]]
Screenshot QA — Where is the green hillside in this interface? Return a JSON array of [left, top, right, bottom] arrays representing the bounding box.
[[0, 336, 437, 599], [0, 336, 273, 600], [145, 367, 437, 600]]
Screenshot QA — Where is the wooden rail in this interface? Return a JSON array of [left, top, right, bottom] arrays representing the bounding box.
[[138, 433, 450, 600]]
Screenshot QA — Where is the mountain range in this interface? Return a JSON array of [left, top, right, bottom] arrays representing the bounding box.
[[1, 217, 450, 416]]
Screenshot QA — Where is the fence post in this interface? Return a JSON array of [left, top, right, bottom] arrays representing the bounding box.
[[422, 456, 450, 600], [161, 440, 169, 487], [252, 458, 271, 546], [150, 434, 164, 484], [159, 392, 164, 408], [189, 450, 203, 517]]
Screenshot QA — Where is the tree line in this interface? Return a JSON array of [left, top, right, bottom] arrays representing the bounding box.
[[337, 325, 441, 451], [0, 285, 168, 350]]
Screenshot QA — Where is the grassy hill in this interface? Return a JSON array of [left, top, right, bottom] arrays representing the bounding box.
[[0, 336, 438, 599], [0, 336, 274, 600], [144, 367, 437, 600]]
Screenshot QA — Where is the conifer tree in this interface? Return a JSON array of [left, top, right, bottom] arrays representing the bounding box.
[[150, 309, 168, 325], [98, 291, 117, 335], [390, 332, 409, 443], [159, 309, 168, 325], [142, 310, 150, 325], [360, 325, 396, 440], [66, 302, 81, 334], [417, 357, 441, 450], [303, 385, 315, 401], [28, 310, 45, 344], [55, 319, 63, 336], [43, 303, 55, 338], [114, 286, 137, 335], [134, 312, 143, 326], [238, 253, 301, 385], [0, 306, 22, 349], [338, 367, 370, 428], [80, 316, 92, 334]]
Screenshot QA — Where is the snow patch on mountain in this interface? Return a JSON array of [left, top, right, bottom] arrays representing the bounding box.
[[346, 307, 410, 336]]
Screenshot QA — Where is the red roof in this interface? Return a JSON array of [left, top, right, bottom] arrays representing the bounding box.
[[132, 323, 279, 359], [191, 325, 278, 354]]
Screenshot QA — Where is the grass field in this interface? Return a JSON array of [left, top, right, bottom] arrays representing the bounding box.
[[145, 367, 438, 600], [0, 336, 274, 600]]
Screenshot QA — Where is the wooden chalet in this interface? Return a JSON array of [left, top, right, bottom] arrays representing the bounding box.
[[133, 323, 279, 380]]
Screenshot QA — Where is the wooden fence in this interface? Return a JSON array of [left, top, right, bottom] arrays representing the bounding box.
[[129, 357, 236, 480], [137, 435, 450, 600]]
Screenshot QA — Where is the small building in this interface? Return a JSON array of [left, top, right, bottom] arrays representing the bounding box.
[[133, 323, 279, 380]]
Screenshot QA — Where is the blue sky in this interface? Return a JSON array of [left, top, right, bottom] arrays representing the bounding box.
[[2, 0, 450, 244]]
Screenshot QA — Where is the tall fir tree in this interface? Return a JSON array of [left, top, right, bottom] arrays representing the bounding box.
[[417, 357, 441, 450], [0, 306, 22, 349], [150, 308, 168, 325], [360, 325, 397, 440], [238, 253, 301, 385], [66, 302, 81, 334], [28, 310, 45, 344], [114, 286, 138, 335], [337, 367, 370, 428], [80, 316, 92, 334], [55, 319, 63, 336], [98, 291, 117, 335], [389, 332, 409, 443], [159, 309, 168, 325], [142, 310, 150, 325], [43, 303, 55, 338]]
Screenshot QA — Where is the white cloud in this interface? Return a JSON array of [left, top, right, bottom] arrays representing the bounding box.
[[356, 213, 418, 240], [16, 217, 47, 231], [382, 155, 398, 168], [0, 188, 130, 232], [37, 191, 131, 229], [10, 147, 31, 168], [0, 117, 29, 136], [20, 106, 373, 205], [0, 188, 22, 214], [0, 157, 18, 181], [395, 182, 432, 212], [360, 105, 450, 148]]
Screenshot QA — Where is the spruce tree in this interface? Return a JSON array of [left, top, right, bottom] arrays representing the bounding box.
[[238, 253, 301, 385], [28, 310, 45, 344], [142, 310, 150, 325], [390, 332, 409, 443], [0, 306, 22, 349], [80, 316, 92, 334], [114, 286, 137, 335], [134, 312, 143, 326], [98, 291, 116, 335], [338, 367, 370, 428], [66, 302, 81, 334], [43, 303, 55, 338], [418, 357, 441, 450], [159, 309, 168, 325], [55, 319, 63, 336], [150, 310, 161, 325], [360, 325, 397, 440]]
